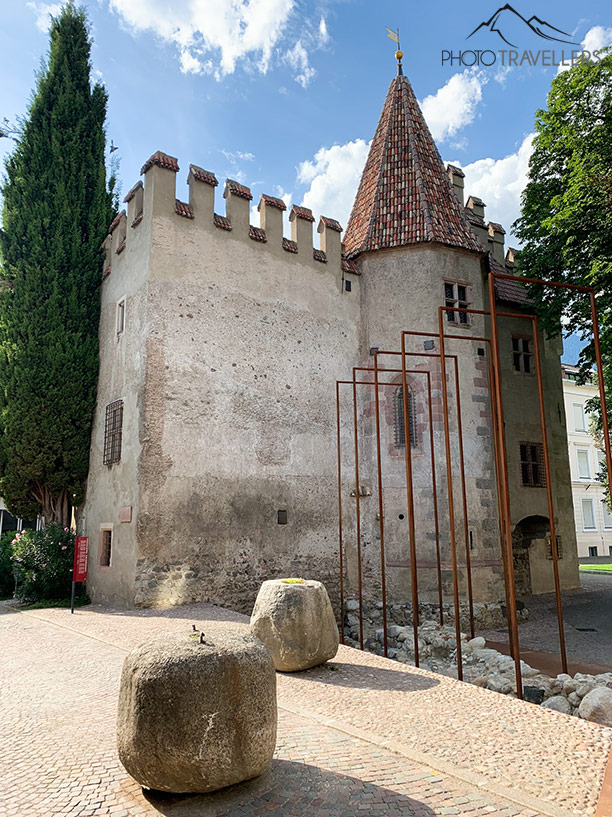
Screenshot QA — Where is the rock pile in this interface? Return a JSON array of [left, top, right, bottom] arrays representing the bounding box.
[[344, 601, 612, 725]]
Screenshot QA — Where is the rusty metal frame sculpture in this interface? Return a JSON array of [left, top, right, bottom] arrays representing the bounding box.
[[337, 270, 612, 700]]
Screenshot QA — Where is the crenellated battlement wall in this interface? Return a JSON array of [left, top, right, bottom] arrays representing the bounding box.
[[101, 150, 359, 289]]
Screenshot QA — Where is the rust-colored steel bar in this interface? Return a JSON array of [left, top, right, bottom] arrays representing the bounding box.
[[355, 362, 444, 627], [373, 352, 389, 657], [492, 270, 594, 293], [486, 276, 523, 699], [436, 310, 464, 679], [426, 369, 445, 626], [591, 292, 612, 511], [487, 347, 514, 657], [531, 315, 568, 673], [400, 333, 421, 666], [453, 361, 475, 639], [335, 380, 345, 645], [351, 372, 365, 650]]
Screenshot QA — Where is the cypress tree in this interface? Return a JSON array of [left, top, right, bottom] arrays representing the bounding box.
[[0, 5, 115, 526]]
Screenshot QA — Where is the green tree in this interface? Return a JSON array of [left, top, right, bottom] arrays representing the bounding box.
[[514, 49, 612, 365], [0, 5, 115, 526]]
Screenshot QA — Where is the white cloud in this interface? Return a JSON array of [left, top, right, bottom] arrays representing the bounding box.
[[419, 70, 486, 142], [318, 17, 329, 45], [451, 133, 535, 240], [109, 0, 296, 78], [283, 41, 316, 87], [558, 25, 612, 73], [27, 1, 65, 33], [298, 139, 370, 228]]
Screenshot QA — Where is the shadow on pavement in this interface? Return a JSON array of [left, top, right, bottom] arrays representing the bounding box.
[[284, 660, 440, 692], [142, 758, 438, 816]]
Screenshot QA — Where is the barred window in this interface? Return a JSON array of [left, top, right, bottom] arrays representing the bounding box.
[[103, 400, 123, 465], [395, 386, 416, 448], [519, 442, 546, 487], [546, 535, 563, 560], [99, 529, 112, 567]]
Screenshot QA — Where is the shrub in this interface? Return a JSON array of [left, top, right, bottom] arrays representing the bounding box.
[[0, 532, 15, 599], [11, 524, 74, 602]]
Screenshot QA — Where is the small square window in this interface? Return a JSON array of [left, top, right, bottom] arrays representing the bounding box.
[[277, 510, 288, 525], [589, 546, 598, 557], [99, 529, 112, 567], [444, 282, 469, 324], [512, 336, 532, 374]]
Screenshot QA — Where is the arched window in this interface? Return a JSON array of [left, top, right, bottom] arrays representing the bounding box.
[[394, 386, 416, 448]]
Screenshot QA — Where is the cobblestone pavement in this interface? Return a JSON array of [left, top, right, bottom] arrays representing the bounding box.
[[480, 573, 612, 667], [1, 602, 610, 817]]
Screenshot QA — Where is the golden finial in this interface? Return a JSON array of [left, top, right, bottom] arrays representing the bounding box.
[[385, 27, 403, 74]]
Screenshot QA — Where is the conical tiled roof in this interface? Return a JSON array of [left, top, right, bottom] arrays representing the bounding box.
[[343, 73, 482, 259]]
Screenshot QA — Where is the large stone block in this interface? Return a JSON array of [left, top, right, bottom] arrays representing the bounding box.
[[117, 628, 277, 793], [578, 687, 612, 726], [250, 578, 339, 671]]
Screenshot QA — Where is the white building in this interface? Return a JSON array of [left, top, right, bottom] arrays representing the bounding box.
[[562, 363, 612, 558]]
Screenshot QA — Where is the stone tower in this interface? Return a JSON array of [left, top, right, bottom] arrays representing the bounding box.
[[81, 66, 578, 611]]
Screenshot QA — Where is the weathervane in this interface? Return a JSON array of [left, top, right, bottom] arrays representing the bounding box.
[[386, 27, 403, 75]]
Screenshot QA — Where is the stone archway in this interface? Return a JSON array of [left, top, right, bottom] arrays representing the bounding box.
[[511, 515, 549, 597]]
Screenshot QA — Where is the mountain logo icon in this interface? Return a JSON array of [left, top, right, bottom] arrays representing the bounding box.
[[467, 4, 577, 48]]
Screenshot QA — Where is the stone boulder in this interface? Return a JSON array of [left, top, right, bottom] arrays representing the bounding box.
[[250, 579, 339, 671], [578, 687, 612, 726], [117, 628, 277, 793], [541, 695, 572, 715]]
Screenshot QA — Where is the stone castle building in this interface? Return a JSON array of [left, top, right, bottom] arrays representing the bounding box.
[[82, 65, 579, 611]]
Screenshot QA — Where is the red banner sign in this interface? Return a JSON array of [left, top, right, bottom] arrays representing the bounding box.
[[73, 537, 89, 583]]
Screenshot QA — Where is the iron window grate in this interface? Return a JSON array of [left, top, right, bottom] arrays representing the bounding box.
[[103, 400, 124, 465]]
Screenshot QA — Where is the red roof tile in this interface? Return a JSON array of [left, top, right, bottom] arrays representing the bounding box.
[[341, 255, 360, 275], [488, 222, 506, 234], [116, 238, 126, 255], [190, 165, 218, 186], [175, 199, 194, 219], [282, 238, 298, 254], [290, 205, 315, 223], [102, 266, 111, 280], [214, 213, 232, 231], [489, 255, 530, 305], [258, 194, 287, 211], [108, 210, 125, 234], [313, 249, 327, 263], [249, 225, 267, 243], [225, 179, 252, 200], [140, 151, 179, 175], [343, 74, 482, 259], [466, 195, 485, 208], [319, 216, 343, 233], [131, 213, 143, 229], [123, 181, 143, 203]]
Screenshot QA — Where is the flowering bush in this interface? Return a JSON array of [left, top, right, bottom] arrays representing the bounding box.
[[0, 532, 15, 599], [11, 524, 75, 602]]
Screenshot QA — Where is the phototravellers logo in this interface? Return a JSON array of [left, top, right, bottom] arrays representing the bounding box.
[[442, 3, 604, 69]]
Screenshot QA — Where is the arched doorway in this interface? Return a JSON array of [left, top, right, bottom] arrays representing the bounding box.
[[511, 515, 549, 597]]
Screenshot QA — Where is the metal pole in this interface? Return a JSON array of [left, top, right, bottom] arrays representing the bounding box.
[[487, 273, 523, 699], [426, 370, 444, 625], [437, 310, 464, 680], [453, 358, 475, 639], [373, 352, 389, 657], [71, 581, 76, 614], [336, 381, 345, 644], [352, 372, 364, 650], [400, 334, 420, 666], [531, 315, 568, 673]]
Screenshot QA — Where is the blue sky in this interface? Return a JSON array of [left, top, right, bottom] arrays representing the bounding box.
[[1, 1, 610, 240]]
